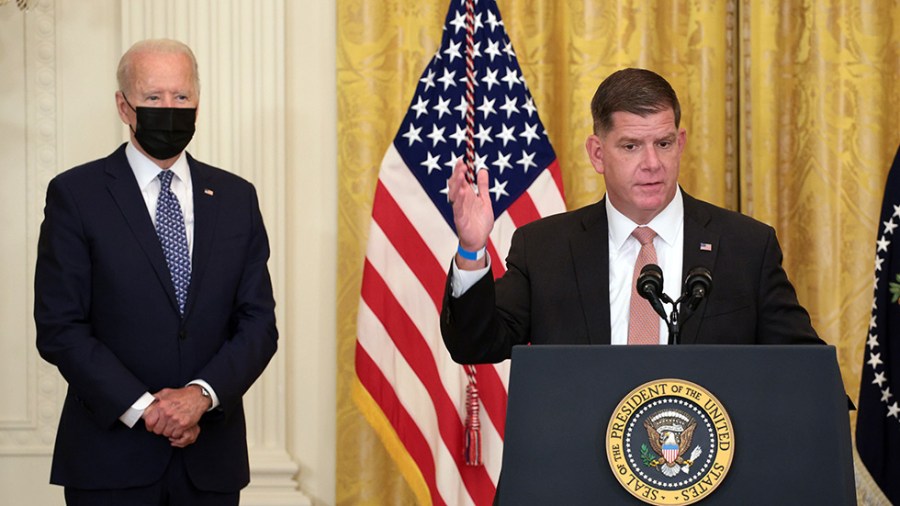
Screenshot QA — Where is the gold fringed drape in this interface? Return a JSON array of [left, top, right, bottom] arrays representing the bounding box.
[[337, 1, 900, 504], [739, 0, 899, 396]]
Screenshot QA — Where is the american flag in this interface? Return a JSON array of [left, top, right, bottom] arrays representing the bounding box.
[[353, 0, 566, 504], [856, 144, 900, 504]]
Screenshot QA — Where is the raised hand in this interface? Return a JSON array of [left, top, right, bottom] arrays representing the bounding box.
[[448, 158, 493, 269]]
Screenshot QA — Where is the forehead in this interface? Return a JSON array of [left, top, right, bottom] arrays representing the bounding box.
[[605, 109, 677, 140], [128, 51, 196, 93]]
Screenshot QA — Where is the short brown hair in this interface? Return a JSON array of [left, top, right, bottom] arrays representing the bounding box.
[[590, 68, 680, 134]]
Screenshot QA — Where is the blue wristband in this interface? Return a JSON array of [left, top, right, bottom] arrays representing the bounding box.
[[457, 244, 486, 261]]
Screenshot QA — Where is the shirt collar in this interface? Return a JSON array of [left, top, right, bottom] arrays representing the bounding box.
[[125, 141, 190, 190], [606, 187, 684, 251]]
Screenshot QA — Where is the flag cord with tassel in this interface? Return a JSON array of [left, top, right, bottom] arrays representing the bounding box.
[[462, 0, 483, 467], [464, 364, 483, 466], [464, 0, 475, 180], [463, 0, 482, 466]]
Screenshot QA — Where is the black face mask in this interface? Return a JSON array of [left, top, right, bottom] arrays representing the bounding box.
[[124, 96, 196, 160]]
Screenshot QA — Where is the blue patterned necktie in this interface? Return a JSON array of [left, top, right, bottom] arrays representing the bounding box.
[[155, 169, 191, 315]]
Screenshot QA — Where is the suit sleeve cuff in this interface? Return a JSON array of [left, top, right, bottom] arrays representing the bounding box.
[[451, 255, 491, 298], [187, 379, 220, 411], [119, 392, 155, 428]]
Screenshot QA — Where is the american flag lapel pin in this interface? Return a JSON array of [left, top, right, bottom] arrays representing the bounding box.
[[700, 242, 713, 251], [204, 188, 214, 196]]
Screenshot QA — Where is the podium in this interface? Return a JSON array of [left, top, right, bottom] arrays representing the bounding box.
[[497, 345, 855, 505]]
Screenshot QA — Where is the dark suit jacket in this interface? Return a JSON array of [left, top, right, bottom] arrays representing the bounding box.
[[441, 191, 823, 363], [34, 144, 277, 492]]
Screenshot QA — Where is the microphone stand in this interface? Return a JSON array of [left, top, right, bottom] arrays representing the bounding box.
[[665, 293, 704, 345], [639, 286, 682, 344], [638, 264, 711, 345], [658, 293, 679, 344], [668, 300, 680, 345]]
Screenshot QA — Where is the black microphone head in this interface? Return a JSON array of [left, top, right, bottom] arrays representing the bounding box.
[[684, 267, 712, 294], [637, 264, 664, 301], [683, 267, 712, 310]]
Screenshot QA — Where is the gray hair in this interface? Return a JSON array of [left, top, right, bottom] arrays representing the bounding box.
[[117, 39, 200, 95]]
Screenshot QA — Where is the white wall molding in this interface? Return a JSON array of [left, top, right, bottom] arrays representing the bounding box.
[[0, 0, 64, 456], [2, 2, 336, 503]]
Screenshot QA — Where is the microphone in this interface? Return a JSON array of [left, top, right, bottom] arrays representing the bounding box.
[[682, 267, 712, 311], [637, 264, 668, 320]]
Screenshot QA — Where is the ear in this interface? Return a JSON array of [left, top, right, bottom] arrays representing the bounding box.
[[585, 134, 605, 175], [676, 127, 687, 154], [115, 91, 133, 126]]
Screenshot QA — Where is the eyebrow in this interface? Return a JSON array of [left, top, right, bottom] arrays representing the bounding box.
[[618, 132, 677, 144], [136, 86, 194, 95]]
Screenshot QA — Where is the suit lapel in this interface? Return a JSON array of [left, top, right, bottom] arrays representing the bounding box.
[[184, 156, 218, 318], [104, 145, 180, 313], [570, 201, 612, 345], [679, 193, 719, 344]]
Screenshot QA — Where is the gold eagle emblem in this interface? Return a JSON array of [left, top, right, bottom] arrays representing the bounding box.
[[642, 409, 701, 477]]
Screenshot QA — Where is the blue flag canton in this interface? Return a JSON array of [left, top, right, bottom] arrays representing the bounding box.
[[857, 146, 900, 502], [392, 0, 557, 232]]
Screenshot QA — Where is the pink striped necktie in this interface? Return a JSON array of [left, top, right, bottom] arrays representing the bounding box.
[[628, 226, 659, 345]]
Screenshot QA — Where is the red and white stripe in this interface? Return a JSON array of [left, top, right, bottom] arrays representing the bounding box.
[[356, 144, 565, 504]]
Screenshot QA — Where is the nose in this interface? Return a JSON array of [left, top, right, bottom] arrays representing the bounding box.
[[641, 146, 662, 170]]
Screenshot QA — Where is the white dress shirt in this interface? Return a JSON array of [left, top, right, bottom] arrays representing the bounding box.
[[119, 143, 219, 428], [127, 142, 195, 254], [606, 189, 684, 344]]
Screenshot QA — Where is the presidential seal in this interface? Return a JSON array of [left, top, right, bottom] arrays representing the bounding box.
[[605, 379, 734, 505]]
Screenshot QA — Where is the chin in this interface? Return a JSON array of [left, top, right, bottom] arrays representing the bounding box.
[[636, 195, 666, 209], [639, 187, 673, 205]]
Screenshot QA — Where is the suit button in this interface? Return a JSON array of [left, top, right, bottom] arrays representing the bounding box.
[[179, 330, 187, 340]]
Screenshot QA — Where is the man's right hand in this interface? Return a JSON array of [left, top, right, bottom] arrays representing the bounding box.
[[142, 386, 208, 439], [143, 401, 201, 447], [448, 158, 493, 270], [168, 424, 200, 448]]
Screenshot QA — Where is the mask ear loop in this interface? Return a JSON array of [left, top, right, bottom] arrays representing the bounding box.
[[121, 93, 138, 112], [121, 93, 139, 135]]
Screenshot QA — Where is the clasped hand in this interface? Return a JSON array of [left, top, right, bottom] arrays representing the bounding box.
[[142, 386, 211, 448]]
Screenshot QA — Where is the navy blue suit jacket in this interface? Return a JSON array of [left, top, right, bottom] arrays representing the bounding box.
[[441, 191, 823, 363], [34, 144, 277, 492]]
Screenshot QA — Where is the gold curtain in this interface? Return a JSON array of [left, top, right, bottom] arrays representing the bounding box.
[[336, 1, 900, 503]]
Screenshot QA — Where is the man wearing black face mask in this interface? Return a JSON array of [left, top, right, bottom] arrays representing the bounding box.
[[121, 94, 198, 161], [34, 39, 277, 505]]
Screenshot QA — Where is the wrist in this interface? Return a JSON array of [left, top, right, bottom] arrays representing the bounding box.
[[457, 244, 486, 261], [192, 384, 213, 410]]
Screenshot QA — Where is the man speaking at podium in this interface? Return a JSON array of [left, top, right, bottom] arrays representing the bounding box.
[[441, 68, 823, 363]]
